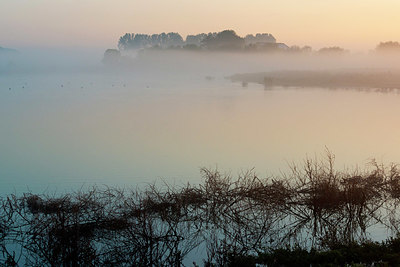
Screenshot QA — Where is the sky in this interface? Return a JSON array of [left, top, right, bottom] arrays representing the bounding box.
[[1, 0, 400, 51]]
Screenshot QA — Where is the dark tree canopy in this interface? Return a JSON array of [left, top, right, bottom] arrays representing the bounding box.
[[185, 33, 207, 46], [118, 32, 184, 50], [117, 30, 280, 51], [201, 30, 245, 50]]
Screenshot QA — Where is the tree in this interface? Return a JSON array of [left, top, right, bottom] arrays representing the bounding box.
[[118, 32, 184, 50], [202, 30, 245, 50], [288, 45, 313, 53], [301, 45, 312, 53], [376, 41, 400, 52], [245, 33, 276, 45], [165, 32, 184, 47], [118, 33, 133, 50], [102, 49, 121, 65], [185, 33, 207, 47], [318, 46, 347, 54]]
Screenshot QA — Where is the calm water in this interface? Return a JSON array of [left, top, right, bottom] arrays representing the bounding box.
[[1, 71, 400, 194]]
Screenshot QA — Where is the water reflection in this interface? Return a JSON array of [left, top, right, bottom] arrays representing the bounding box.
[[1, 72, 400, 194]]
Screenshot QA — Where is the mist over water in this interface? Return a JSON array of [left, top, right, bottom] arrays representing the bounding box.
[[2, 48, 400, 195], [0, 47, 104, 74], [4, 0, 400, 263]]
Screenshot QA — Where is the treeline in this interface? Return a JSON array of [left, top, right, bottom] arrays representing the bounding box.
[[2, 154, 400, 266], [118, 30, 281, 51], [118, 32, 185, 50], [116, 29, 400, 55], [376, 41, 400, 52], [115, 29, 356, 54]]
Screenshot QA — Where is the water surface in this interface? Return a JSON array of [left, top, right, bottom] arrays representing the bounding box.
[[1, 71, 400, 194]]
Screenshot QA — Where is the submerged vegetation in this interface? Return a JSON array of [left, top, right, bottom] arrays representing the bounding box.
[[2, 153, 400, 266]]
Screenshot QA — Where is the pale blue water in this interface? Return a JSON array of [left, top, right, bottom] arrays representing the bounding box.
[[2, 70, 400, 195]]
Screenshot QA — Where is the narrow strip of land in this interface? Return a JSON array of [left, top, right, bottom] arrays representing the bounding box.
[[229, 70, 400, 89]]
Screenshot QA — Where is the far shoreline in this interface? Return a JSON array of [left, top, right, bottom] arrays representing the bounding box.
[[229, 69, 400, 90]]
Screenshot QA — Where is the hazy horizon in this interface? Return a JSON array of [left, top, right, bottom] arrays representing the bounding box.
[[3, 2, 400, 265], [2, 0, 400, 52]]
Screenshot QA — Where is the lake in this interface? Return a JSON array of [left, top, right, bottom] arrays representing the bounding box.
[[1, 70, 400, 195]]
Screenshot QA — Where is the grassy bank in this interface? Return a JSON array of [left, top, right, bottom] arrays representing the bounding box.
[[229, 70, 400, 91], [228, 238, 400, 266]]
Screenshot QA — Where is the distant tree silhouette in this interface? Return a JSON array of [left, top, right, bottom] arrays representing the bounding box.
[[376, 41, 400, 52], [244, 33, 276, 45], [117, 30, 281, 52], [118, 33, 134, 50], [185, 33, 207, 47], [102, 49, 121, 65], [318, 46, 347, 54], [118, 32, 184, 50], [163, 32, 184, 48], [301, 45, 312, 53], [200, 32, 217, 47], [201, 30, 245, 50], [288, 45, 313, 53]]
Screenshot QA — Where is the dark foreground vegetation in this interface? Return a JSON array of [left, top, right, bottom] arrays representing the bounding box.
[[2, 154, 400, 266], [229, 238, 400, 267], [230, 70, 400, 91]]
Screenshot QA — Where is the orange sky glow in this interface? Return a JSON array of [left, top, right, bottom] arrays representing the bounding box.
[[1, 0, 400, 51]]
